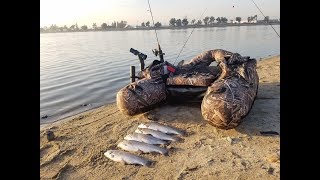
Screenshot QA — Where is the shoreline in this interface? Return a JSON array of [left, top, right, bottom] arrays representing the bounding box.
[[40, 55, 280, 179], [40, 22, 280, 34]]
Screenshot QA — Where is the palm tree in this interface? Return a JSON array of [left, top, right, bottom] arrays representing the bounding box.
[[191, 19, 196, 25], [209, 16, 215, 25], [92, 23, 97, 30]]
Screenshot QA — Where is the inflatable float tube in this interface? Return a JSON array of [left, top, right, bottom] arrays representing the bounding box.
[[116, 49, 259, 129]]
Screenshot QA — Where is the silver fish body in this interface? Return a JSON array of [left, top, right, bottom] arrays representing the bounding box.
[[135, 128, 181, 142], [138, 122, 184, 135], [117, 140, 168, 155], [104, 150, 152, 166], [124, 132, 168, 145]]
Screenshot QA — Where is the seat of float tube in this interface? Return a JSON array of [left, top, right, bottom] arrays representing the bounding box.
[[166, 66, 221, 87]]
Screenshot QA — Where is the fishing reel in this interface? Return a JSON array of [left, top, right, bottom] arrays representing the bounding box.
[[152, 48, 165, 57]]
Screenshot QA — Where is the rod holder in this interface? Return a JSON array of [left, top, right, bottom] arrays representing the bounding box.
[[130, 66, 136, 83]]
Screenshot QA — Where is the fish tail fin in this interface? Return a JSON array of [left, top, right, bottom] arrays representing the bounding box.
[[173, 136, 184, 142], [163, 150, 169, 156], [145, 160, 154, 167]]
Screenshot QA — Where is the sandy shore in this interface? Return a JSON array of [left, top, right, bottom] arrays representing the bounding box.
[[40, 55, 280, 179]]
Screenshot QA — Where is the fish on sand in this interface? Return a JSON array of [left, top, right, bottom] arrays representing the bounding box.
[[104, 150, 152, 166], [124, 132, 168, 145], [135, 128, 181, 142], [117, 139, 168, 155], [138, 122, 185, 135]]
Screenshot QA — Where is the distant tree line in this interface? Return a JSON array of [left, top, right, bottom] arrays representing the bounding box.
[[40, 15, 279, 33]]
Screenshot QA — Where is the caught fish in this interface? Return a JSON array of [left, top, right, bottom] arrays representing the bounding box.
[[138, 122, 185, 135], [124, 132, 168, 145], [104, 150, 152, 166], [117, 140, 168, 155], [135, 128, 181, 142]]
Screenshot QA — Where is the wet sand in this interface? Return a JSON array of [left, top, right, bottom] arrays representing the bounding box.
[[40, 55, 280, 179]]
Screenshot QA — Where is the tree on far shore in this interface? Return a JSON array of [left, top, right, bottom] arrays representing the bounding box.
[[141, 22, 145, 27], [111, 22, 116, 28], [92, 23, 97, 30], [236, 17, 241, 23], [155, 22, 162, 27], [264, 16, 269, 23], [69, 25, 75, 31], [221, 17, 228, 23], [117, 21, 127, 28], [169, 18, 176, 26], [146, 21, 150, 27], [176, 19, 182, 26], [81, 25, 88, 31], [182, 18, 189, 26], [203, 16, 209, 25], [209, 16, 215, 25], [191, 19, 196, 25], [197, 20, 202, 25], [216, 17, 221, 24], [101, 23, 107, 30]]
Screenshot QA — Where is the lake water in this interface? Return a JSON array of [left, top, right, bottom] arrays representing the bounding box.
[[40, 25, 280, 124]]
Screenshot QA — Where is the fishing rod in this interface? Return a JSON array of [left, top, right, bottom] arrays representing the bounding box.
[[147, 0, 164, 62], [250, 0, 280, 38], [172, 8, 207, 65]]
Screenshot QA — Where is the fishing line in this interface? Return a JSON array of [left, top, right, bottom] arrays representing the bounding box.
[[147, 0, 160, 46], [250, 0, 280, 38], [173, 8, 207, 65]]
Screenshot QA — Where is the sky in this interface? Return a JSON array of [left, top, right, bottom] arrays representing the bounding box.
[[40, 0, 280, 28]]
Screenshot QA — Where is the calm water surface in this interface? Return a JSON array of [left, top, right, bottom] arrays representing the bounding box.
[[40, 25, 280, 124]]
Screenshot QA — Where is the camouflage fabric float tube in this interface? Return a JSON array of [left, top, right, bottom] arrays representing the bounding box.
[[198, 50, 259, 129], [117, 49, 259, 129], [116, 77, 167, 115]]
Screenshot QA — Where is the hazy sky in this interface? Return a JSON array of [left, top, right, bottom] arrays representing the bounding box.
[[40, 0, 280, 27]]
